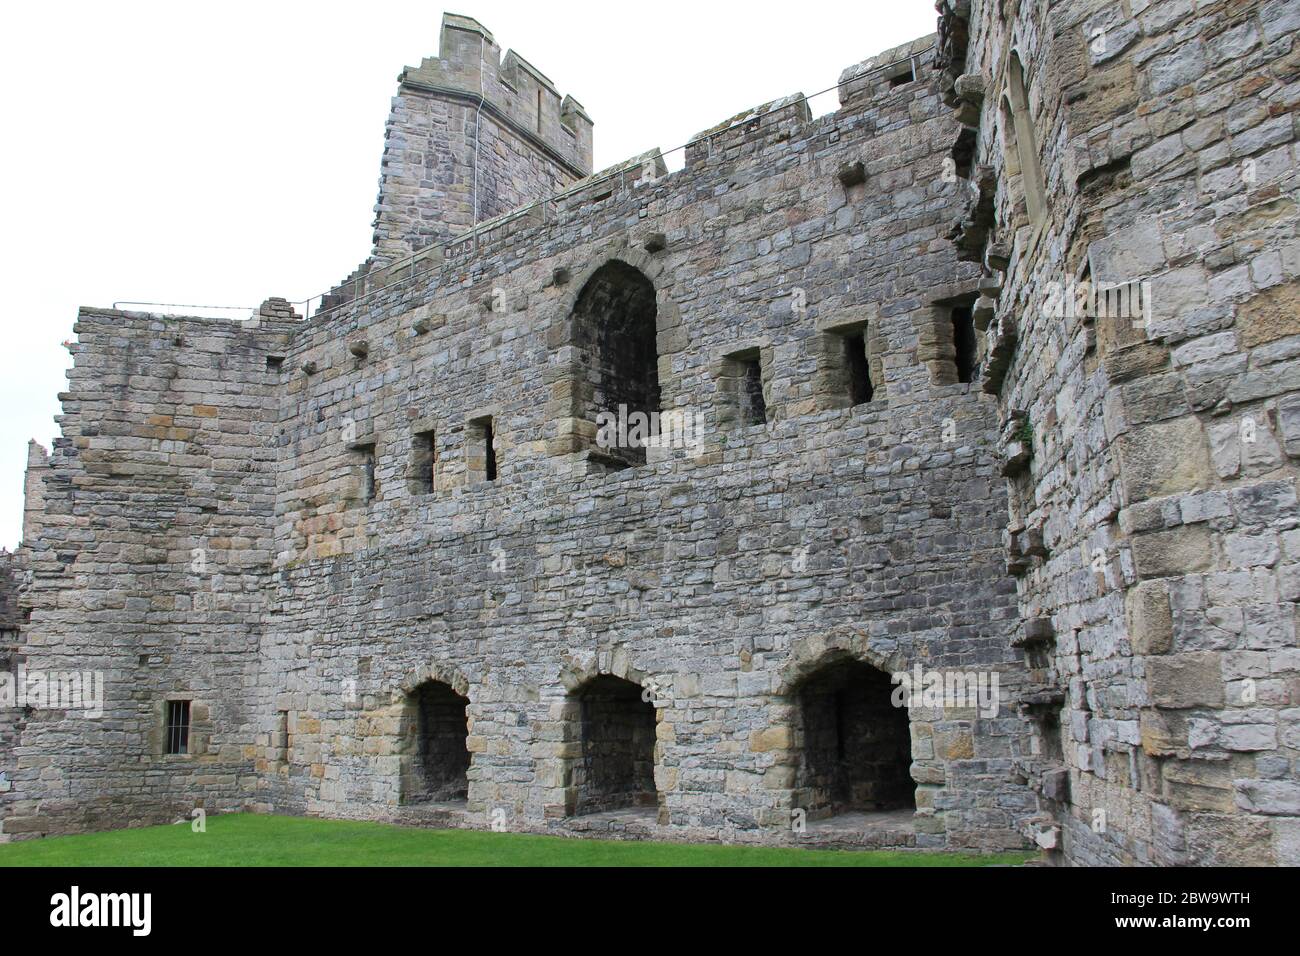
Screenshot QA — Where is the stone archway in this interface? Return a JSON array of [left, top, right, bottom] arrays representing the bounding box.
[[767, 632, 919, 825], [400, 679, 470, 804], [554, 652, 667, 821], [567, 674, 658, 815], [790, 655, 915, 818], [544, 240, 682, 467], [394, 663, 475, 807]]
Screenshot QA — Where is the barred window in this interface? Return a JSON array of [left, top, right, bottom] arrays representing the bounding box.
[[165, 700, 191, 755]]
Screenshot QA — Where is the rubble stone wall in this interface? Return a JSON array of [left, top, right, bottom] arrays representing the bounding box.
[[944, 0, 1300, 864], [8, 4, 1296, 863]]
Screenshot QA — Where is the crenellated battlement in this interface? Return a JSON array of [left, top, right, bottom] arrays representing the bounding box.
[[371, 14, 594, 261], [838, 34, 935, 107], [398, 14, 593, 175], [325, 25, 944, 327]]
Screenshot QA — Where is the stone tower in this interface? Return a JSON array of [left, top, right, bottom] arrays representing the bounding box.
[[370, 13, 593, 261]]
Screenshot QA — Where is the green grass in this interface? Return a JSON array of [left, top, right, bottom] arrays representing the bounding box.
[[0, 813, 1033, 867]]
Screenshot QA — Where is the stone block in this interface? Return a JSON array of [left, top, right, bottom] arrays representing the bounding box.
[[1146, 653, 1225, 709], [1116, 417, 1211, 503], [1235, 780, 1300, 816], [1277, 394, 1300, 457], [1126, 580, 1173, 655], [1089, 218, 1166, 282], [1131, 525, 1212, 579], [1238, 281, 1300, 349]]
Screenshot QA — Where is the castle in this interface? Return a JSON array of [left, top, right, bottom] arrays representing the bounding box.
[[2, 2, 1298, 865]]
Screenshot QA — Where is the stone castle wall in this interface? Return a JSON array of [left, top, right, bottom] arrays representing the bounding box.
[[251, 35, 1036, 850], [939, 0, 1300, 864], [4, 3, 1297, 863], [0, 551, 22, 805], [1, 310, 296, 837], [3, 29, 1040, 851]]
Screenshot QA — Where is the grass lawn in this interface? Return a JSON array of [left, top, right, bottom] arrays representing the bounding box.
[[0, 813, 1033, 867]]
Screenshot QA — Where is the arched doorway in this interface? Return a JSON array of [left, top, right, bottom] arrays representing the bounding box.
[[400, 680, 470, 805], [793, 657, 914, 819], [566, 675, 658, 816]]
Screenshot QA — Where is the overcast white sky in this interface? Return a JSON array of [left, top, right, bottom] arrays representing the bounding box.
[[0, 0, 936, 549]]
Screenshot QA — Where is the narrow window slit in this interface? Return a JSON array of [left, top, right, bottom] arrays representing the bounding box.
[[413, 429, 436, 494], [165, 700, 191, 755], [952, 306, 977, 383], [843, 332, 873, 405], [742, 358, 767, 425], [468, 416, 498, 483], [355, 443, 378, 501], [278, 710, 291, 763]]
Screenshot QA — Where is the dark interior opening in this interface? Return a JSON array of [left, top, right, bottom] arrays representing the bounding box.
[[889, 65, 915, 88], [355, 443, 377, 501], [165, 699, 191, 755], [571, 675, 657, 815], [404, 680, 470, 804], [572, 261, 660, 467], [843, 333, 874, 405], [952, 127, 978, 181], [278, 710, 290, 762], [413, 430, 435, 494], [952, 305, 977, 383], [483, 420, 497, 481], [795, 658, 914, 818], [1038, 709, 1064, 763], [742, 357, 767, 425]]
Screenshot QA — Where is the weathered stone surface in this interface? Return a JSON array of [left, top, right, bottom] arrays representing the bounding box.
[[1235, 780, 1300, 816], [1131, 526, 1213, 579], [1126, 581, 1173, 655], [1238, 281, 1300, 349], [5, 3, 1298, 869], [1117, 418, 1211, 503], [1146, 653, 1225, 710]]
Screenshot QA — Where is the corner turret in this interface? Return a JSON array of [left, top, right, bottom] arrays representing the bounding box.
[[371, 13, 594, 261]]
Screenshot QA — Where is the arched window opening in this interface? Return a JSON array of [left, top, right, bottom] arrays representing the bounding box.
[[1002, 52, 1048, 228], [793, 657, 914, 820], [401, 680, 470, 805], [571, 261, 660, 469]]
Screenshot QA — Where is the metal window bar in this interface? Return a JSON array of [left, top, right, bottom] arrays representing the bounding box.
[[165, 699, 190, 755]]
